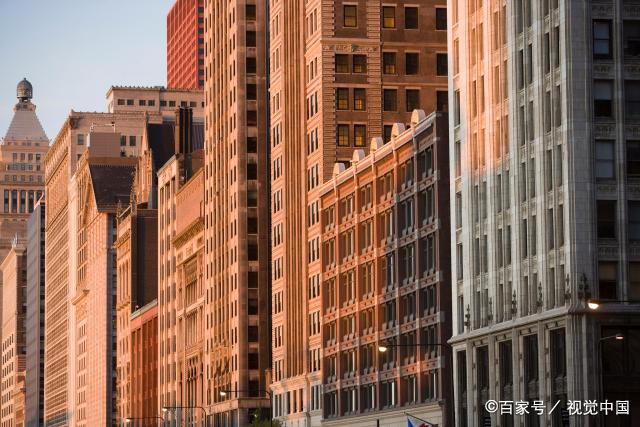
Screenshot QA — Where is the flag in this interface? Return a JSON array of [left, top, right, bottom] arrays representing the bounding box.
[[407, 415, 428, 427]]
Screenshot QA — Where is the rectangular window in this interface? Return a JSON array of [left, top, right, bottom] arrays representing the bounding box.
[[383, 89, 397, 111], [246, 4, 256, 19], [406, 89, 420, 112], [594, 80, 614, 118], [382, 6, 395, 28], [337, 124, 350, 146], [246, 31, 257, 47], [628, 140, 640, 178], [77, 134, 84, 145], [383, 125, 393, 143], [405, 52, 419, 75], [354, 88, 366, 111], [436, 8, 447, 30], [625, 80, 640, 119], [437, 91, 448, 112], [595, 140, 615, 179], [344, 5, 357, 27], [624, 20, 640, 60], [129, 135, 136, 146], [354, 125, 366, 147], [335, 54, 349, 73], [353, 55, 367, 73], [436, 53, 448, 76], [597, 200, 617, 239], [405, 7, 418, 29], [598, 262, 617, 300], [593, 20, 613, 59], [336, 88, 349, 110], [383, 52, 397, 74]]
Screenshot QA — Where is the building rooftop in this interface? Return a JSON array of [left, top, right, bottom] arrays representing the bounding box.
[[2, 78, 48, 143]]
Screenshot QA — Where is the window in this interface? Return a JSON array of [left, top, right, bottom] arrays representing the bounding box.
[[405, 7, 418, 29], [246, 31, 257, 47], [624, 20, 640, 60], [454, 90, 461, 125], [335, 54, 349, 73], [436, 8, 447, 30], [629, 202, 640, 240], [436, 53, 448, 76], [406, 89, 420, 112], [383, 125, 393, 143], [354, 125, 366, 147], [337, 124, 349, 146], [405, 52, 419, 75], [354, 88, 366, 110], [595, 140, 615, 179], [246, 4, 256, 19], [383, 52, 396, 74], [598, 262, 617, 300], [383, 89, 397, 111], [77, 134, 84, 145], [353, 55, 367, 73], [625, 80, 640, 119], [597, 200, 617, 239], [120, 136, 126, 147], [247, 57, 257, 74], [344, 5, 357, 27], [593, 20, 612, 59], [336, 88, 349, 110], [628, 140, 640, 178], [437, 91, 448, 112], [129, 135, 136, 146], [247, 83, 257, 100], [382, 6, 395, 28], [594, 80, 614, 118]]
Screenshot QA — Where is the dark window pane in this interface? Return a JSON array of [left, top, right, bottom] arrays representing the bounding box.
[[353, 55, 367, 73], [383, 52, 396, 74], [405, 7, 418, 29], [354, 125, 366, 147], [406, 89, 420, 112], [593, 20, 612, 59], [337, 124, 350, 146], [246, 57, 257, 74], [405, 53, 419, 75], [246, 31, 257, 47], [628, 140, 640, 177], [383, 89, 397, 111], [624, 20, 640, 60], [436, 8, 447, 30], [437, 91, 448, 112], [382, 6, 395, 28], [594, 80, 613, 118], [247, 162, 258, 180], [597, 200, 617, 239], [626, 80, 640, 119], [353, 88, 366, 111], [335, 54, 349, 73], [437, 53, 448, 76], [336, 88, 349, 110], [246, 4, 256, 19], [344, 5, 357, 27]]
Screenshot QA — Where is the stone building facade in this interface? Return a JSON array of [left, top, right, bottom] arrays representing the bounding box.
[[448, 1, 640, 426], [0, 243, 27, 427], [25, 200, 45, 427], [167, 0, 205, 90], [316, 111, 452, 427], [0, 79, 48, 262], [129, 301, 159, 425], [267, 0, 448, 424], [203, 0, 272, 424]]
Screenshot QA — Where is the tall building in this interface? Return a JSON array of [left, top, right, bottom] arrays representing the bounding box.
[[167, 0, 205, 89], [448, 1, 640, 426], [43, 87, 202, 426], [268, 0, 448, 424], [0, 78, 48, 261], [203, 0, 272, 424], [317, 111, 452, 426], [26, 200, 45, 427], [0, 242, 27, 427]]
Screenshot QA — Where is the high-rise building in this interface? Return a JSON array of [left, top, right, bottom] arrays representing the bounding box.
[[203, 0, 272, 424], [43, 87, 202, 426], [268, 1, 448, 424], [0, 78, 48, 261], [26, 200, 45, 427], [448, 1, 640, 426], [167, 0, 205, 89], [317, 111, 453, 426], [0, 242, 27, 427]]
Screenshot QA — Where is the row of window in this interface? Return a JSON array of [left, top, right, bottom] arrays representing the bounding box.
[[340, 5, 446, 31], [335, 52, 447, 76], [116, 98, 202, 108]]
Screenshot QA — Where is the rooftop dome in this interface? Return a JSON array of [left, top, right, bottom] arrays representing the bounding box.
[[17, 78, 33, 102]]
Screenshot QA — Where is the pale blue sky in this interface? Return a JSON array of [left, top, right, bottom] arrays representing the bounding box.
[[0, 0, 174, 139]]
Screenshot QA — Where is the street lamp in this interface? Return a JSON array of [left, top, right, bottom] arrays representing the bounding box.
[[163, 406, 209, 427], [219, 389, 273, 427], [587, 299, 638, 310]]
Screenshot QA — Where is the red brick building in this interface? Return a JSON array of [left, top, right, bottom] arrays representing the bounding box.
[[130, 301, 158, 424], [167, 0, 204, 89]]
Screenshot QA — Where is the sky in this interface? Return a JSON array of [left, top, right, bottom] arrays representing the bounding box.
[[0, 0, 174, 139]]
